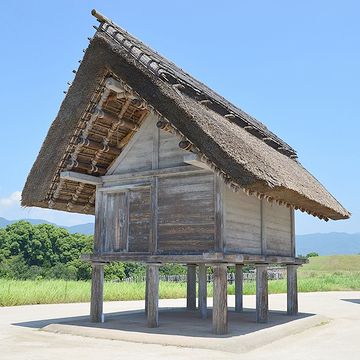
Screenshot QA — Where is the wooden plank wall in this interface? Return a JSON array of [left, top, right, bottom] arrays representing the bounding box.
[[101, 112, 216, 254], [263, 201, 292, 256], [103, 192, 127, 252], [223, 186, 262, 254], [128, 188, 151, 252], [223, 185, 292, 256], [157, 173, 215, 253]]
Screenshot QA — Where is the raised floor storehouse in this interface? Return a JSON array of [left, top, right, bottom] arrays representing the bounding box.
[[22, 10, 350, 334]]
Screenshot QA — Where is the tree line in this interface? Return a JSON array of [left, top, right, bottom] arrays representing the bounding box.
[[0, 221, 187, 281]]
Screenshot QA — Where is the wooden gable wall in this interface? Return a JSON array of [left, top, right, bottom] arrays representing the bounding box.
[[98, 112, 216, 255]]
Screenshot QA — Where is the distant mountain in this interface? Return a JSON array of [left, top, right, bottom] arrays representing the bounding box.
[[0, 217, 94, 235], [296, 232, 360, 256]]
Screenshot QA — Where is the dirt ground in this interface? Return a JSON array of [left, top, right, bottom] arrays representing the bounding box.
[[0, 292, 359, 359]]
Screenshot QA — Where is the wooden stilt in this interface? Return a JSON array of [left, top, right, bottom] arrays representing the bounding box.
[[145, 266, 149, 315], [147, 263, 160, 328], [198, 264, 207, 319], [212, 264, 228, 335], [90, 263, 104, 323], [235, 264, 243, 312], [256, 264, 268, 323], [187, 264, 197, 310], [287, 265, 298, 315]]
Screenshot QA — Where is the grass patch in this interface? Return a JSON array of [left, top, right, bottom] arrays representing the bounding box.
[[1, 271, 360, 307], [1, 256, 360, 306]]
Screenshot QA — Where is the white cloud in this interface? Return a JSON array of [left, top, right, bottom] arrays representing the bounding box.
[[0, 191, 21, 207], [0, 190, 94, 226]]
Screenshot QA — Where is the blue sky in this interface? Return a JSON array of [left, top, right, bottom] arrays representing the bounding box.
[[0, 1, 358, 234]]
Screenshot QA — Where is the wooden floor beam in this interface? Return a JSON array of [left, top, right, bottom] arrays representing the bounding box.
[[212, 264, 228, 335], [90, 263, 104, 323], [256, 264, 268, 323]]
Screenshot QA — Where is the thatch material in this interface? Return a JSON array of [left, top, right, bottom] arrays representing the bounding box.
[[22, 11, 350, 220]]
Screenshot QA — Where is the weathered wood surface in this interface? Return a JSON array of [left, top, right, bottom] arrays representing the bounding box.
[[60, 171, 102, 185], [287, 265, 298, 315], [290, 208, 296, 257], [94, 189, 103, 254], [147, 264, 160, 328], [187, 264, 197, 310], [90, 264, 104, 323], [82, 252, 307, 264], [157, 173, 215, 253], [256, 264, 268, 323], [198, 264, 207, 318], [183, 153, 211, 171], [145, 266, 149, 315], [110, 115, 156, 175], [222, 184, 293, 257], [214, 175, 224, 252], [103, 165, 205, 184], [235, 264, 243, 312], [103, 192, 127, 252], [212, 264, 228, 335], [128, 188, 151, 252], [261, 199, 267, 255], [264, 202, 292, 256], [223, 186, 262, 254], [158, 127, 188, 168]]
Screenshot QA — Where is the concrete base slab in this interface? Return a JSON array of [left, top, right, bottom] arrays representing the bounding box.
[[42, 308, 329, 353]]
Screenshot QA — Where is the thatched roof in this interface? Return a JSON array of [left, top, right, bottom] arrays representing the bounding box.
[[22, 10, 350, 221]]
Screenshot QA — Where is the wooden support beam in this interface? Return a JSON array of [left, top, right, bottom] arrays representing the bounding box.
[[198, 264, 208, 319], [187, 264, 197, 310], [183, 153, 211, 171], [147, 264, 160, 328], [212, 264, 228, 335], [60, 171, 102, 186], [235, 264, 243, 312], [287, 265, 299, 316], [90, 263, 104, 323], [256, 264, 268, 323], [145, 266, 149, 315], [81, 253, 308, 265]]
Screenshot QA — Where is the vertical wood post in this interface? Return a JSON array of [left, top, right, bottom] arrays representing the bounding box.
[[235, 264, 243, 312], [256, 264, 268, 323], [187, 264, 197, 310], [287, 265, 299, 315], [145, 266, 149, 315], [90, 263, 104, 323], [147, 263, 160, 328], [198, 264, 207, 319], [212, 264, 228, 335]]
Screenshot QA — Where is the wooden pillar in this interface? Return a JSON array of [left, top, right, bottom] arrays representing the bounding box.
[[145, 266, 149, 315], [235, 264, 243, 312], [90, 263, 104, 323], [147, 264, 160, 328], [198, 264, 207, 319], [287, 265, 299, 316], [212, 264, 228, 335], [256, 264, 268, 323], [187, 264, 197, 310]]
